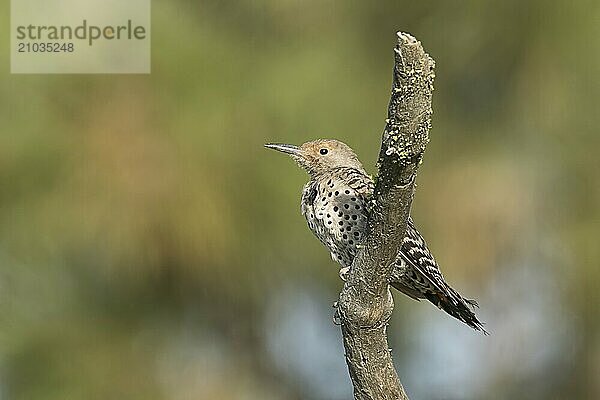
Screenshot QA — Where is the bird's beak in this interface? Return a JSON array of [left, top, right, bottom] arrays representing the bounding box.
[[264, 143, 302, 156]]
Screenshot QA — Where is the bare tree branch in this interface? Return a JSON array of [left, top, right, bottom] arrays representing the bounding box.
[[337, 31, 435, 400]]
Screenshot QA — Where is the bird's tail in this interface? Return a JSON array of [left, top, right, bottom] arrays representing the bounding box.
[[424, 285, 488, 335]]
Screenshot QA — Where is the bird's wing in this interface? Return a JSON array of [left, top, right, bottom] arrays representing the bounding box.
[[334, 167, 375, 196], [396, 219, 487, 332], [397, 217, 447, 294]]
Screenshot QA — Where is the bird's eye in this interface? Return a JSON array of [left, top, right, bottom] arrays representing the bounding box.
[[319, 148, 328, 155]]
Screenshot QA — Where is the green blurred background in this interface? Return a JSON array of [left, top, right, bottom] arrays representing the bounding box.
[[1, 1, 599, 399]]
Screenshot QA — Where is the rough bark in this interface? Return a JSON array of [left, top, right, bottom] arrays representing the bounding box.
[[337, 32, 435, 400]]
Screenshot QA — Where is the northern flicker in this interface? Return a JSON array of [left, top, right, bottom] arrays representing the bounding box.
[[265, 139, 486, 333]]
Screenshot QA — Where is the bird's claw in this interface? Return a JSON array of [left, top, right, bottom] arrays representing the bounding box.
[[332, 301, 342, 325], [339, 267, 350, 281]]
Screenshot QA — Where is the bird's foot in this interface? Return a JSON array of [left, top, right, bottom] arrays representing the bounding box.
[[339, 266, 350, 281], [332, 301, 342, 325]]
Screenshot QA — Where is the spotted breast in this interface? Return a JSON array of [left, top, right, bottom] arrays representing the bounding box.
[[301, 167, 373, 277]]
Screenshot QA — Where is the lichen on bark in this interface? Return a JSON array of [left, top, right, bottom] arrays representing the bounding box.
[[337, 32, 435, 400]]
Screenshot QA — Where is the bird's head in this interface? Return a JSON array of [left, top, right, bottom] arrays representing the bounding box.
[[265, 139, 365, 176]]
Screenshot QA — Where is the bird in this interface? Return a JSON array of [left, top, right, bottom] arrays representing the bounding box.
[[265, 139, 487, 333]]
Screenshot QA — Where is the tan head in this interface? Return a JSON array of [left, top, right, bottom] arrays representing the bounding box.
[[265, 139, 365, 176]]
